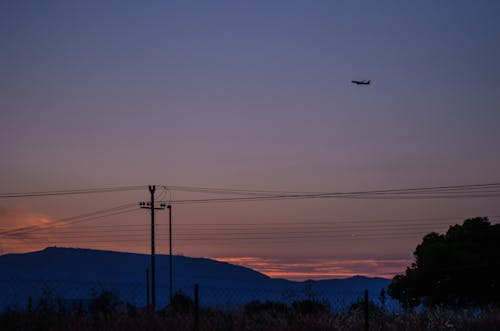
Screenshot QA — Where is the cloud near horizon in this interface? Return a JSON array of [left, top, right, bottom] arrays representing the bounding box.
[[214, 256, 412, 281], [0, 209, 61, 254]]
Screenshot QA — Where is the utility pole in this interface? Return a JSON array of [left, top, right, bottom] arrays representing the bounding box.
[[139, 185, 165, 310], [168, 204, 173, 303]]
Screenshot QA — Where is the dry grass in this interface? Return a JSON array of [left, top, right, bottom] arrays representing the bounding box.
[[2, 307, 500, 331]]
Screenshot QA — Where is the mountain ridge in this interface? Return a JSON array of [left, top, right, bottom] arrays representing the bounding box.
[[1, 246, 388, 282], [0, 247, 392, 311]]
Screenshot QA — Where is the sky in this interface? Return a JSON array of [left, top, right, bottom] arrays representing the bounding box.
[[1, 1, 500, 281]]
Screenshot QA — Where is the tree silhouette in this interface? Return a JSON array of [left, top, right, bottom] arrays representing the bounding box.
[[388, 217, 500, 308]]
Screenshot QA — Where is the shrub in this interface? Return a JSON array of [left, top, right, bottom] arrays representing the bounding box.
[[89, 289, 121, 317], [292, 299, 329, 315], [244, 300, 289, 316]]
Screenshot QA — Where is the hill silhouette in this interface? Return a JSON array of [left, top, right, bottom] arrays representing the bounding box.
[[0, 247, 390, 311]]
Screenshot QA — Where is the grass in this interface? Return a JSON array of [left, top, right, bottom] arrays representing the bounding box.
[[2, 304, 500, 331]]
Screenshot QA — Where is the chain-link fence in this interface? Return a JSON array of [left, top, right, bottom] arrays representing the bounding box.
[[0, 279, 378, 312], [0, 279, 377, 329], [1, 280, 499, 331], [0, 279, 146, 312]]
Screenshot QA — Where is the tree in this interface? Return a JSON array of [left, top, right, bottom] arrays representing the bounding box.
[[388, 217, 500, 308]]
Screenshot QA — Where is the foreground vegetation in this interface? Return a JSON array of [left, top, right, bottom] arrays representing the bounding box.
[[389, 217, 500, 309], [2, 296, 500, 331]]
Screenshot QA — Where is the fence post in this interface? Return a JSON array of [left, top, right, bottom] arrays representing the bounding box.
[[193, 284, 199, 331], [364, 289, 369, 331], [146, 268, 150, 309]]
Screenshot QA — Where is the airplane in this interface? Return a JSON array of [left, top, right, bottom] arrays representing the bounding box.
[[351, 80, 371, 85]]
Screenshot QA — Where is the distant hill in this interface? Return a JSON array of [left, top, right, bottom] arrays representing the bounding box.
[[0, 247, 391, 311]]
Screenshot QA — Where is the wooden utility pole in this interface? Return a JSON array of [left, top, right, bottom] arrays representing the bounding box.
[[168, 204, 173, 303], [149, 185, 156, 309], [140, 185, 165, 310]]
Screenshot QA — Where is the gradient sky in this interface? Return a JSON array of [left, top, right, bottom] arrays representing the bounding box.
[[1, 1, 500, 280]]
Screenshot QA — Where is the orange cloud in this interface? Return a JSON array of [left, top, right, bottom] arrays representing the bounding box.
[[0, 209, 60, 254], [214, 256, 411, 281]]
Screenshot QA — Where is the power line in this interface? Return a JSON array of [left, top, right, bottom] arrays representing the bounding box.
[[60, 215, 497, 228], [2, 182, 499, 259], [3, 182, 500, 200], [4, 214, 498, 238], [161, 182, 500, 196], [158, 182, 500, 204], [169, 232, 430, 242], [2, 232, 426, 244], [1, 219, 465, 240], [0, 185, 146, 198], [7, 223, 445, 236], [0, 203, 139, 237], [161, 185, 328, 196], [22, 222, 456, 235], [174, 215, 500, 227]]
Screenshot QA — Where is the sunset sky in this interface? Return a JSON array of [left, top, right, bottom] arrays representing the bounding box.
[[1, 1, 500, 280]]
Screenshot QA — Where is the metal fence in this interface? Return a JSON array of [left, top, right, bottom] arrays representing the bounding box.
[[0, 279, 380, 330], [1, 280, 497, 331], [0, 279, 372, 312]]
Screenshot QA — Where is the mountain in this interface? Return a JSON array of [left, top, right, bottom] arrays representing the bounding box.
[[0, 247, 391, 311]]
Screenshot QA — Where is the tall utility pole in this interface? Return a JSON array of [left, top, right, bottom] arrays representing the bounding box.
[[167, 204, 173, 303], [149, 185, 156, 310], [139, 185, 165, 310]]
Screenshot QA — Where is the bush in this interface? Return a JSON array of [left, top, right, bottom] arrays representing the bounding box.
[[89, 289, 121, 317], [292, 299, 329, 315], [348, 299, 386, 319], [245, 300, 289, 316]]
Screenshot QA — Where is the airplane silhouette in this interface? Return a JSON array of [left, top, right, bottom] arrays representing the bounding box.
[[351, 80, 371, 85]]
